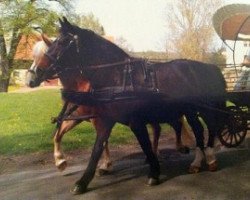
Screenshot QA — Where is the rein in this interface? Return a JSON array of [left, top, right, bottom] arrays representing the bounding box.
[[42, 33, 145, 81], [84, 58, 144, 70], [61, 88, 164, 106], [40, 33, 160, 104]]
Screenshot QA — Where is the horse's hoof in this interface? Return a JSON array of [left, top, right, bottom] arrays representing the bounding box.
[[188, 165, 200, 174], [147, 178, 160, 186], [208, 161, 217, 172], [178, 146, 190, 154], [70, 184, 87, 195], [95, 168, 110, 177], [56, 159, 67, 171]]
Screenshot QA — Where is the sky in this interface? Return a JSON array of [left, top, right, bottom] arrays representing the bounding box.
[[74, 0, 250, 52]]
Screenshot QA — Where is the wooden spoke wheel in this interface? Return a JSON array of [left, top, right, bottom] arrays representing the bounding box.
[[218, 106, 248, 148]]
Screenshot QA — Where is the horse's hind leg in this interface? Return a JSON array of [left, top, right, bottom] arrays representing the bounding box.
[[185, 113, 205, 173], [171, 117, 190, 154], [130, 119, 160, 186], [151, 123, 161, 155], [54, 119, 81, 171], [204, 126, 218, 172], [180, 116, 194, 151], [201, 106, 225, 172], [96, 141, 113, 176]]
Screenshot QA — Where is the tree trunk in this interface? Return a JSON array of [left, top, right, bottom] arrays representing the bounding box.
[[0, 22, 21, 93], [0, 57, 10, 93], [0, 21, 9, 93], [0, 77, 9, 92]]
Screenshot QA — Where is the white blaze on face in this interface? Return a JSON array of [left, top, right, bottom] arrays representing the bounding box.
[[26, 41, 48, 87], [31, 41, 48, 71]]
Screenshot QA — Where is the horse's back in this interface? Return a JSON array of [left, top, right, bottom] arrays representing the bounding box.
[[155, 59, 226, 102]]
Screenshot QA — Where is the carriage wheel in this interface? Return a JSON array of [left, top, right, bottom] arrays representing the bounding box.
[[218, 105, 247, 148]]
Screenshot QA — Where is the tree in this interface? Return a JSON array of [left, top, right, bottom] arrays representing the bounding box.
[[206, 47, 226, 68], [114, 36, 133, 52], [0, 0, 74, 92], [76, 13, 105, 36], [165, 0, 223, 61]]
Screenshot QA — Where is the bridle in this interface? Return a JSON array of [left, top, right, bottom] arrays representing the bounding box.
[[29, 31, 161, 103], [39, 33, 81, 81], [33, 32, 145, 83]]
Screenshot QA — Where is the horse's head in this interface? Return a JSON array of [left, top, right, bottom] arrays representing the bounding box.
[[26, 17, 130, 90], [26, 35, 52, 87], [26, 19, 81, 88]]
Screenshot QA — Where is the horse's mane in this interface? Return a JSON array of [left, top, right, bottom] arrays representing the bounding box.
[[71, 25, 130, 64]]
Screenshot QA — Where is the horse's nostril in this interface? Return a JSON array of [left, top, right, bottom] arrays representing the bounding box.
[[28, 80, 39, 88], [29, 81, 35, 88]]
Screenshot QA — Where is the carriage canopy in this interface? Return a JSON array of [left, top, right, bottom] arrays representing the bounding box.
[[213, 4, 250, 41]]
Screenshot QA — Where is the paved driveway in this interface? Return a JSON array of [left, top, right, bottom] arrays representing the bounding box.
[[0, 140, 249, 200]]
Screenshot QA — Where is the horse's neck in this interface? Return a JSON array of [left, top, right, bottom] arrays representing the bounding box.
[[60, 75, 91, 92], [82, 34, 129, 66], [84, 51, 128, 67]]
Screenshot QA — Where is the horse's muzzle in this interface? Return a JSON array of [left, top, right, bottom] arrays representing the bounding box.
[[26, 80, 41, 88]]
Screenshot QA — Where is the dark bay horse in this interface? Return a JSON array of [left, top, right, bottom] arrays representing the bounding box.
[[26, 18, 226, 195], [26, 39, 191, 174]]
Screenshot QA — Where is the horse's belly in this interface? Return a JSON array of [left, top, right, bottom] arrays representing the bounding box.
[[96, 100, 184, 125]]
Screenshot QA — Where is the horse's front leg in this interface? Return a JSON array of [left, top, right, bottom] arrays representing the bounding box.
[[54, 120, 81, 171], [71, 119, 114, 195], [96, 141, 113, 176], [171, 118, 190, 154], [130, 119, 160, 186], [151, 117, 190, 155]]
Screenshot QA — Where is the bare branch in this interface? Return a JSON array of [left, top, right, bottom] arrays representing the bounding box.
[[165, 0, 223, 61]]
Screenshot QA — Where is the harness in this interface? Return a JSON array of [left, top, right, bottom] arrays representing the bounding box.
[[38, 33, 164, 131], [40, 33, 161, 105]]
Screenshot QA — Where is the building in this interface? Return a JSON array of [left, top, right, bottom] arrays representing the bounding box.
[[224, 40, 250, 66], [11, 33, 59, 86]]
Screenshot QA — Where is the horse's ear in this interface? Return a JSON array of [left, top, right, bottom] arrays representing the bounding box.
[[41, 34, 52, 47], [59, 17, 64, 27], [62, 17, 70, 24], [59, 16, 75, 34]]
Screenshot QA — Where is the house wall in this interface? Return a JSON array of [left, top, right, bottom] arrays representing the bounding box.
[[225, 40, 250, 65], [10, 69, 28, 86]]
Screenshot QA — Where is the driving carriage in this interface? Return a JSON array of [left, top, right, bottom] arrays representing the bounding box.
[[213, 3, 250, 148]]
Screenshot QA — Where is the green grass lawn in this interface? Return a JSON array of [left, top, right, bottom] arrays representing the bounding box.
[[1, 89, 158, 155], [2, 89, 229, 156]]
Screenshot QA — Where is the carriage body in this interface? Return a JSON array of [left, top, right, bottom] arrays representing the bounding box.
[[213, 3, 250, 147]]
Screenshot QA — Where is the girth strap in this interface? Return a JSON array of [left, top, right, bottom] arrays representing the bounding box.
[[61, 88, 164, 106]]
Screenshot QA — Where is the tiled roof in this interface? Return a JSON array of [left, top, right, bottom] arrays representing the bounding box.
[[14, 33, 42, 60]]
